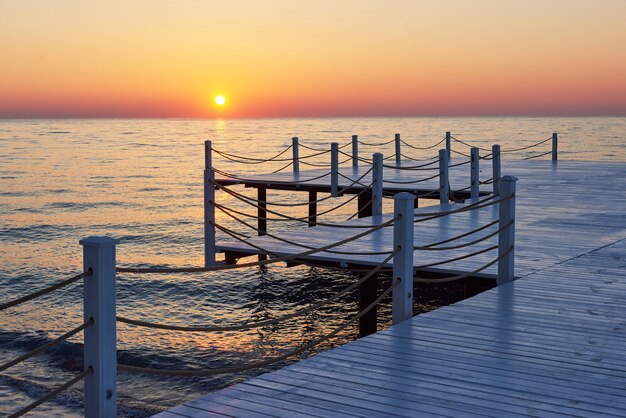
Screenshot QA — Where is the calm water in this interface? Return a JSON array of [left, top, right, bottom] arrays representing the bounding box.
[[1, 117, 625, 416]]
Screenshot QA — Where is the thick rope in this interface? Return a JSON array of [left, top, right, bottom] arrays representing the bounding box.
[[413, 245, 498, 270], [0, 271, 90, 311], [117, 282, 395, 376], [0, 319, 93, 373], [413, 194, 512, 224], [450, 149, 470, 158], [400, 137, 446, 150], [214, 202, 396, 256], [8, 367, 92, 418], [271, 161, 293, 173], [383, 172, 440, 185], [414, 220, 498, 250], [382, 158, 440, 171], [215, 184, 379, 228], [212, 146, 328, 164], [450, 135, 552, 152], [358, 138, 396, 146], [117, 251, 396, 332], [523, 150, 552, 160], [117, 216, 397, 274], [415, 220, 512, 251], [413, 246, 512, 284]]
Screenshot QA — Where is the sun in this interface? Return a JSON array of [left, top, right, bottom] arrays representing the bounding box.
[[215, 95, 226, 105]]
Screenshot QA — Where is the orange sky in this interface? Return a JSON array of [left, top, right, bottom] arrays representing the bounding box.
[[1, 0, 626, 118]]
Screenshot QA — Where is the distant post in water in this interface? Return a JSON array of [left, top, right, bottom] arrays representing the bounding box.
[[330, 142, 339, 197], [292, 137, 300, 173], [445, 131, 451, 159], [352, 135, 359, 169], [81, 236, 119, 418], [492, 144, 501, 195], [497, 176, 517, 285], [438, 149, 449, 204], [395, 133, 401, 165], [552, 132, 558, 161], [470, 147, 480, 199], [392, 192, 415, 324], [204, 140, 216, 267], [372, 153, 383, 216]]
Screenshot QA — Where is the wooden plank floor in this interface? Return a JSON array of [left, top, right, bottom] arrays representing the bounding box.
[[159, 160, 626, 417]]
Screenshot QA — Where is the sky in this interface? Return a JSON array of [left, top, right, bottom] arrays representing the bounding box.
[[1, 0, 626, 118]]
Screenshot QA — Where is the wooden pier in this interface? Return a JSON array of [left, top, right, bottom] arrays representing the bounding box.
[[159, 159, 626, 417]]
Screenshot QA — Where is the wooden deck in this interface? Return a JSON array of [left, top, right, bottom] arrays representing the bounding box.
[[159, 160, 626, 417]]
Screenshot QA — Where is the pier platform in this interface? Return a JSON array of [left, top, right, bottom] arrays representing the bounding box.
[[160, 160, 626, 417]]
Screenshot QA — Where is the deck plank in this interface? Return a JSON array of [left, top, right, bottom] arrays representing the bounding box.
[[162, 160, 626, 417]]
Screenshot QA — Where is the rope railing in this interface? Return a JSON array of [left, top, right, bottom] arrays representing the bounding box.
[[415, 220, 512, 251], [523, 150, 552, 160], [116, 216, 398, 274], [215, 183, 379, 228], [213, 166, 373, 208], [358, 138, 396, 147], [212, 146, 328, 164], [382, 172, 440, 185], [271, 161, 293, 173], [8, 367, 93, 418], [450, 135, 552, 153], [0, 319, 94, 373], [0, 270, 91, 311], [400, 137, 446, 150], [117, 251, 397, 333], [413, 246, 512, 284], [299, 141, 352, 152], [214, 202, 396, 256], [413, 245, 498, 271], [117, 280, 396, 376], [413, 220, 499, 251], [412, 194, 512, 224], [382, 158, 440, 171]]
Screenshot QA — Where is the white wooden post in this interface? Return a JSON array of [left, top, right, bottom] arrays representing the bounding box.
[[497, 176, 517, 285], [330, 142, 339, 197], [492, 144, 501, 195], [204, 140, 216, 267], [552, 132, 558, 161], [438, 149, 449, 204], [470, 147, 480, 199], [80, 236, 119, 418], [352, 135, 359, 169], [292, 137, 300, 173], [394, 133, 401, 165], [392, 192, 414, 324], [372, 153, 383, 216], [445, 131, 451, 159]]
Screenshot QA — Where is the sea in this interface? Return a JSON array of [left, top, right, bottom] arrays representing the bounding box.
[[1, 117, 625, 416]]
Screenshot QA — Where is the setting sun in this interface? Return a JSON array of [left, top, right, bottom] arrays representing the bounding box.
[[215, 96, 226, 106]]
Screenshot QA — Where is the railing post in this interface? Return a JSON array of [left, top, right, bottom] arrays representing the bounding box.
[[497, 176, 517, 285], [352, 135, 359, 169], [492, 144, 501, 195], [394, 133, 401, 165], [292, 137, 300, 173], [330, 142, 339, 197], [80, 236, 119, 418], [372, 153, 383, 216], [438, 149, 449, 205], [204, 140, 216, 267], [470, 147, 480, 199], [552, 132, 558, 161], [445, 131, 451, 160], [392, 192, 414, 324]]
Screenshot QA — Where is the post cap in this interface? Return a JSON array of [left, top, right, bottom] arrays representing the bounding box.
[[394, 192, 415, 201], [372, 152, 383, 159], [292, 136, 298, 141], [395, 133, 401, 139], [500, 175, 518, 183], [352, 134, 358, 139], [79, 236, 120, 247]]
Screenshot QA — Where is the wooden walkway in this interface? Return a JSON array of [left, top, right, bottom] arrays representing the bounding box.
[[159, 160, 626, 417]]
